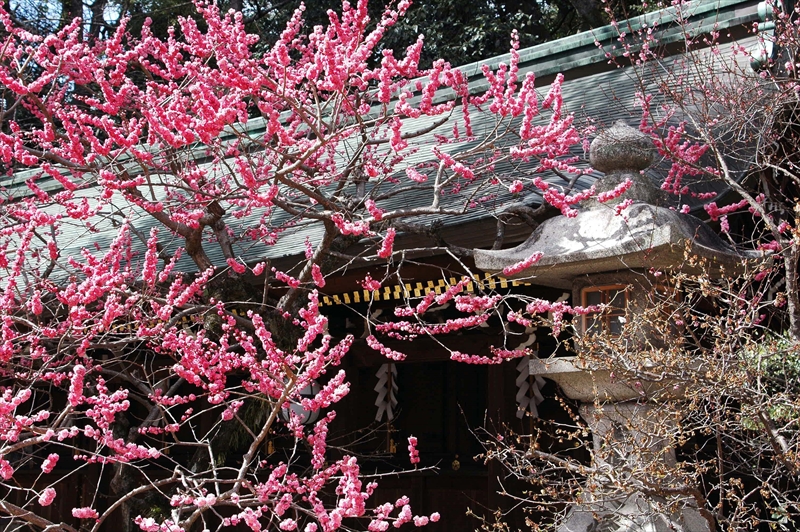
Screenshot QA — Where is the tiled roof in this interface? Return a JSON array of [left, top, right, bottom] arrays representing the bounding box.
[[5, 0, 761, 274]]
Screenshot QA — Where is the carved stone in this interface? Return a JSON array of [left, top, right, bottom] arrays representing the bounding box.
[[474, 121, 758, 286], [589, 120, 655, 174]]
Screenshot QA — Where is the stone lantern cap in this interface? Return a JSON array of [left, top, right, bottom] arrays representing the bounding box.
[[474, 121, 762, 287], [527, 356, 688, 402]]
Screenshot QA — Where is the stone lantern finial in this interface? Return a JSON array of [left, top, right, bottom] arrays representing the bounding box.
[[587, 120, 665, 207], [589, 120, 655, 173]]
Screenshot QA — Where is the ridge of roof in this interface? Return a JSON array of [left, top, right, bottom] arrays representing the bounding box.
[[460, 0, 760, 82], [4, 0, 761, 193], [216, 0, 762, 129]]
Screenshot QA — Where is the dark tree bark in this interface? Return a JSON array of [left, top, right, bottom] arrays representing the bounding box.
[[88, 0, 108, 42], [566, 0, 606, 29], [69, 0, 83, 23]]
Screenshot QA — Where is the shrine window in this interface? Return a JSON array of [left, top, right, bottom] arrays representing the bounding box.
[[582, 285, 628, 335]]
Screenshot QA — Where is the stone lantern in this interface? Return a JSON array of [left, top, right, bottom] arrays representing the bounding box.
[[475, 121, 759, 532]]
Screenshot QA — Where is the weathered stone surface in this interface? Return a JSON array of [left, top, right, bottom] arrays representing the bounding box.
[[528, 356, 687, 402], [558, 510, 597, 532], [475, 202, 757, 288], [589, 120, 656, 173], [556, 493, 711, 532]]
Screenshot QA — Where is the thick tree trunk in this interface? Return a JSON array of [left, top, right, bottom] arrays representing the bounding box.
[[88, 0, 107, 42], [566, 0, 605, 28], [69, 0, 83, 23], [783, 246, 800, 342], [110, 415, 138, 532]]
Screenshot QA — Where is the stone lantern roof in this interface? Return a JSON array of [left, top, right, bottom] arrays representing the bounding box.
[[474, 121, 758, 288]]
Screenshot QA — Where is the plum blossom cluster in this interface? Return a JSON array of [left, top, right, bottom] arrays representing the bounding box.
[[502, 252, 544, 277], [531, 177, 595, 218], [378, 228, 397, 259], [407, 436, 420, 465], [360, 274, 383, 292], [508, 298, 600, 336], [38, 487, 56, 507], [366, 335, 407, 361], [368, 497, 440, 531], [450, 346, 530, 365]]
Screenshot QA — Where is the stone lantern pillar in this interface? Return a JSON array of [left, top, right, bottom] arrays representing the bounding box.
[[475, 121, 759, 532]]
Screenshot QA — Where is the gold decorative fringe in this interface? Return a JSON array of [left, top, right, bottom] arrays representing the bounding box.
[[109, 274, 530, 332], [319, 273, 530, 307]]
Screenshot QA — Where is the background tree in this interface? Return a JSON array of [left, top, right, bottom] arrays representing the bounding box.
[[4, 0, 643, 63]]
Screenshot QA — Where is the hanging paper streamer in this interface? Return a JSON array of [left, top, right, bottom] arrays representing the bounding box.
[[374, 363, 398, 422], [515, 328, 545, 419], [516, 359, 546, 419]]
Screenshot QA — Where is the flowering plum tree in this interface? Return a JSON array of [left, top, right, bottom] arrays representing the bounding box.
[[0, 0, 621, 530]]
